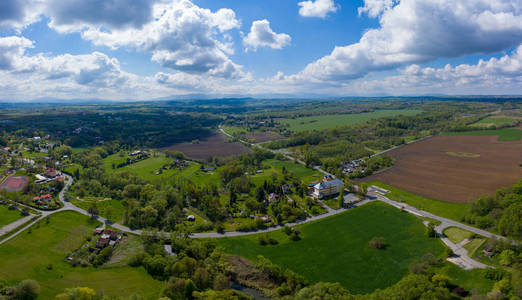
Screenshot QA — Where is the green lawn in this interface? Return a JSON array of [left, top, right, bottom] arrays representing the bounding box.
[[104, 153, 201, 182], [222, 125, 248, 135], [70, 196, 125, 223], [0, 204, 23, 228], [367, 181, 469, 222], [441, 128, 522, 141], [463, 238, 486, 257], [0, 211, 163, 299], [217, 201, 445, 293], [252, 159, 322, 186], [280, 109, 422, 132], [432, 262, 495, 295], [472, 117, 516, 127], [443, 227, 472, 244]]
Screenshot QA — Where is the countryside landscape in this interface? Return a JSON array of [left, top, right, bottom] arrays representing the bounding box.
[[0, 0, 521, 299]]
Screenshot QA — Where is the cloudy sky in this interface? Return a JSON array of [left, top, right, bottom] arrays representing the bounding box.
[[0, 0, 521, 101]]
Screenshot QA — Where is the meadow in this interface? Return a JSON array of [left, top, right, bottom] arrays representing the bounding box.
[[103, 152, 201, 182], [0, 204, 23, 228], [366, 181, 469, 222], [471, 116, 517, 128], [280, 109, 421, 132], [217, 201, 445, 294], [0, 211, 163, 299], [441, 128, 522, 141]]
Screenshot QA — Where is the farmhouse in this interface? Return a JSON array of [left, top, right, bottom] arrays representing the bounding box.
[[312, 176, 345, 199]]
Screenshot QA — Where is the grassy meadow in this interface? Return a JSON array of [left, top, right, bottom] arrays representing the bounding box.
[[441, 128, 522, 141], [217, 201, 445, 293], [0, 211, 163, 299], [471, 116, 518, 128], [0, 204, 23, 228], [280, 109, 421, 132], [367, 181, 470, 222]]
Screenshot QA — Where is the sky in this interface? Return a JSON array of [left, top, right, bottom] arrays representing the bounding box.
[[0, 0, 521, 101]]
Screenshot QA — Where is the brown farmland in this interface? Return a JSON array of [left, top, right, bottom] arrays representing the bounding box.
[[161, 132, 251, 159], [245, 131, 283, 143], [362, 136, 522, 203]]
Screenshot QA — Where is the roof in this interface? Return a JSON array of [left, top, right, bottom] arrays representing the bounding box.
[[314, 179, 344, 190]]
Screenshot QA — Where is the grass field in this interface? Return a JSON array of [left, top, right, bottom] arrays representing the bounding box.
[[432, 263, 494, 294], [0, 211, 163, 299], [0, 204, 23, 228], [441, 128, 522, 141], [471, 117, 517, 128], [366, 181, 469, 222], [251, 159, 322, 186], [280, 109, 421, 132], [217, 201, 445, 294], [443, 227, 472, 244], [104, 153, 201, 182], [70, 196, 125, 223]]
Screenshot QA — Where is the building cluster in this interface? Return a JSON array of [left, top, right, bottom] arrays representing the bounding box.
[[35, 168, 63, 184], [340, 159, 366, 175], [93, 228, 121, 250]]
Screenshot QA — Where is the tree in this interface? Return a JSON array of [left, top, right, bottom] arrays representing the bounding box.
[[427, 223, 437, 237], [55, 287, 96, 300], [337, 189, 344, 208], [87, 203, 99, 217], [15, 280, 41, 300], [369, 237, 387, 249]]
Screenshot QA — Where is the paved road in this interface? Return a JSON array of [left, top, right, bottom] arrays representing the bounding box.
[[0, 213, 36, 236], [191, 199, 372, 238]]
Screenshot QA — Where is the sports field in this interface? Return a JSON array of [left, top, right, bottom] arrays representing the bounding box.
[[0, 175, 29, 192], [0, 211, 163, 299], [217, 201, 445, 293], [280, 109, 421, 132]]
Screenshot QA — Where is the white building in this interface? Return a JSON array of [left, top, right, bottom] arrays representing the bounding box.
[[312, 177, 344, 199]]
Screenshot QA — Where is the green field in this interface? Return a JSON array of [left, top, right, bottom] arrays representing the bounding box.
[[0, 204, 23, 228], [70, 197, 125, 223], [104, 153, 201, 182], [441, 128, 522, 141], [472, 116, 517, 127], [217, 202, 445, 293], [443, 227, 472, 244], [221, 125, 248, 135], [367, 181, 469, 222], [432, 263, 494, 294], [0, 211, 163, 299], [280, 110, 422, 132], [251, 159, 322, 186]]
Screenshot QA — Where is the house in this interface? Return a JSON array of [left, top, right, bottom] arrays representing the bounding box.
[[96, 238, 110, 248], [45, 168, 57, 178], [256, 215, 271, 223], [102, 228, 118, 241], [268, 193, 279, 202], [187, 215, 196, 222], [33, 194, 52, 204], [282, 184, 290, 194], [93, 228, 104, 235], [312, 176, 344, 199]]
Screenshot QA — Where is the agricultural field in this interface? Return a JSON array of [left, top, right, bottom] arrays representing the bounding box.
[[470, 116, 519, 128], [0, 211, 163, 299], [441, 128, 522, 141], [160, 132, 251, 159], [0, 204, 23, 228], [279, 109, 421, 132], [245, 131, 283, 143], [217, 202, 445, 294], [362, 135, 522, 203]]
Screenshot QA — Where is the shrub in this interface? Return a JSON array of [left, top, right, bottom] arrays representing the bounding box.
[[282, 225, 292, 236], [369, 237, 386, 249], [215, 222, 225, 234]]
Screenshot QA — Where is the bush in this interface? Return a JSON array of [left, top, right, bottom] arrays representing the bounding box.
[[15, 280, 41, 300], [215, 222, 225, 234], [259, 234, 278, 246], [282, 225, 292, 236], [369, 237, 386, 249]]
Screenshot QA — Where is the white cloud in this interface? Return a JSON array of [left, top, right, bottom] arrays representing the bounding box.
[[358, 0, 394, 18], [74, 0, 242, 78], [298, 0, 522, 82], [243, 19, 291, 51], [46, 0, 157, 33], [0, 0, 44, 31], [298, 0, 338, 18], [0, 36, 34, 70]]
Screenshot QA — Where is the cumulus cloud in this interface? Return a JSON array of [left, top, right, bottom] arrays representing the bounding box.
[[298, 0, 338, 18], [243, 19, 291, 51], [46, 0, 157, 33], [75, 0, 242, 78], [0, 36, 34, 70], [358, 0, 394, 18], [298, 0, 522, 82], [0, 0, 44, 31]]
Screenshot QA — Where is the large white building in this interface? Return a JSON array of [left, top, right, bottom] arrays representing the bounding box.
[[312, 176, 344, 199]]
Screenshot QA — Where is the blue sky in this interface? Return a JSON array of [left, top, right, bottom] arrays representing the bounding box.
[[0, 0, 521, 101]]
